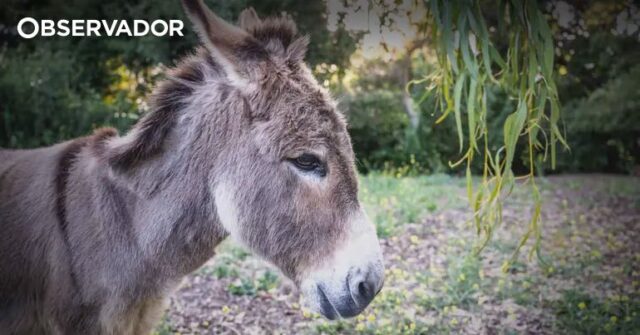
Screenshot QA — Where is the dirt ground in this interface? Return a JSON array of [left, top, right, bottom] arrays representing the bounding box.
[[159, 175, 640, 334]]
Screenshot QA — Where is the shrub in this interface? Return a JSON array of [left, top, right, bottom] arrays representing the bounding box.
[[343, 88, 462, 174], [0, 45, 136, 148]]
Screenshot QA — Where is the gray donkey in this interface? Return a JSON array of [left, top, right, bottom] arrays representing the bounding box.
[[0, 0, 384, 334]]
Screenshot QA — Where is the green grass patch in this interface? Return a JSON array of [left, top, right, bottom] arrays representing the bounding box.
[[152, 316, 172, 335], [553, 290, 640, 334], [228, 270, 280, 296], [422, 254, 482, 310], [360, 173, 465, 237]]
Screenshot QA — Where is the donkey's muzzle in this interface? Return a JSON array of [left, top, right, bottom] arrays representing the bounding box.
[[302, 210, 385, 320], [315, 265, 384, 320]]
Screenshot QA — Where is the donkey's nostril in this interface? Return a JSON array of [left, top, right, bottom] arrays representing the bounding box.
[[349, 268, 382, 308], [358, 281, 372, 301]]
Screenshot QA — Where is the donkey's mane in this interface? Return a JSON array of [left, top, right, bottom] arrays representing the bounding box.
[[247, 16, 299, 49], [103, 14, 305, 170], [105, 52, 207, 169]]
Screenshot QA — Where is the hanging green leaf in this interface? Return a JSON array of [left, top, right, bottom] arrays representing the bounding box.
[[424, 0, 568, 264]]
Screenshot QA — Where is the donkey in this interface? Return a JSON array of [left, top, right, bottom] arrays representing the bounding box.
[[0, 0, 384, 334]]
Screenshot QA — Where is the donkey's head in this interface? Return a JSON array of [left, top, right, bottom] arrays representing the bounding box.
[[187, 2, 387, 317], [109, 0, 383, 319]]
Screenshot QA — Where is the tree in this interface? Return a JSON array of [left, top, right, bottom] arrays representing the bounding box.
[[0, 0, 355, 147], [327, 0, 430, 129], [330, 0, 638, 261], [330, 0, 566, 264]]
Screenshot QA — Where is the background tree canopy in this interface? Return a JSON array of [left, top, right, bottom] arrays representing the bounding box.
[[1, 0, 637, 176], [0, 0, 356, 147]]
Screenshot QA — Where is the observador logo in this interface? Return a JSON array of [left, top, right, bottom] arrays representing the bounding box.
[[17, 18, 184, 39]]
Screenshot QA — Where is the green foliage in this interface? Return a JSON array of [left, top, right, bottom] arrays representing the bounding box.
[[344, 88, 459, 175], [152, 316, 173, 335], [204, 244, 279, 297], [256, 270, 279, 291], [208, 257, 240, 279], [566, 64, 640, 134], [227, 270, 280, 296], [547, 28, 640, 174], [420, 254, 482, 310], [0, 45, 136, 148], [359, 173, 464, 237], [0, 0, 353, 149], [341, 58, 462, 175], [228, 277, 257, 296], [344, 90, 412, 172], [2, 0, 635, 180], [553, 290, 640, 335], [424, 0, 565, 263]]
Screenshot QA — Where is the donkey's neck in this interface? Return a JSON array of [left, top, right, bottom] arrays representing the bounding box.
[[88, 143, 225, 282], [110, 142, 229, 276], [132, 182, 226, 276], [93, 51, 241, 278]]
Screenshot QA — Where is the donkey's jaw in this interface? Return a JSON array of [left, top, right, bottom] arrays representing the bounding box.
[[300, 211, 384, 319], [213, 181, 384, 319], [213, 181, 242, 239]]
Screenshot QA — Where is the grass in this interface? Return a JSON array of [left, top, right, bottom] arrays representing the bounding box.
[[197, 243, 280, 296], [553, 290, 640, 334], [359, 173, 466, 237], [160, 174, 640, 334]]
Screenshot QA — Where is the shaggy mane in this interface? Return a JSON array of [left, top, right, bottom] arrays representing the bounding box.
[[248, 16, 299, 49]]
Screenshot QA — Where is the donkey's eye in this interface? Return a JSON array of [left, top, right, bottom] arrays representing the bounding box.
[[288, 154, 326, 177]]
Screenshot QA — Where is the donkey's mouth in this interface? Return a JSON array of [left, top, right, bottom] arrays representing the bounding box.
[[317, 285, 339, 320], [316, 284, 365, 320]]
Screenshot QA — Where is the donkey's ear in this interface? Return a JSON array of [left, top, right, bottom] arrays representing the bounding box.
[[286, 35, 309, 63], [182, 0, 258, 84], [238, 7, 262, 31]]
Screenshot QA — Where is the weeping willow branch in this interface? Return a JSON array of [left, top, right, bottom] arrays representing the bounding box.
[[423, 0, 568, 267]]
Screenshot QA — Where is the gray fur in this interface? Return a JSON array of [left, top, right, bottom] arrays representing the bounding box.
[[0, 2, 366, 334]]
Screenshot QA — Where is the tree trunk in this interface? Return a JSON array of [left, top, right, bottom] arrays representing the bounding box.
[[398, 37, 430, 130], [400, 50, 420, 129]]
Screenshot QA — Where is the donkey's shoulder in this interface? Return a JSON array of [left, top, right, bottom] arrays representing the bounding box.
[[0, 148, 21, 172], [0, 127, 118, 173]]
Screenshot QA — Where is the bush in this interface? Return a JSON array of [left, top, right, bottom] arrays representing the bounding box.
[[342, 88, 464, 175], [555, 65, 640, 174], [0, 45, 136, 148], [342, 90, 410, 171]]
